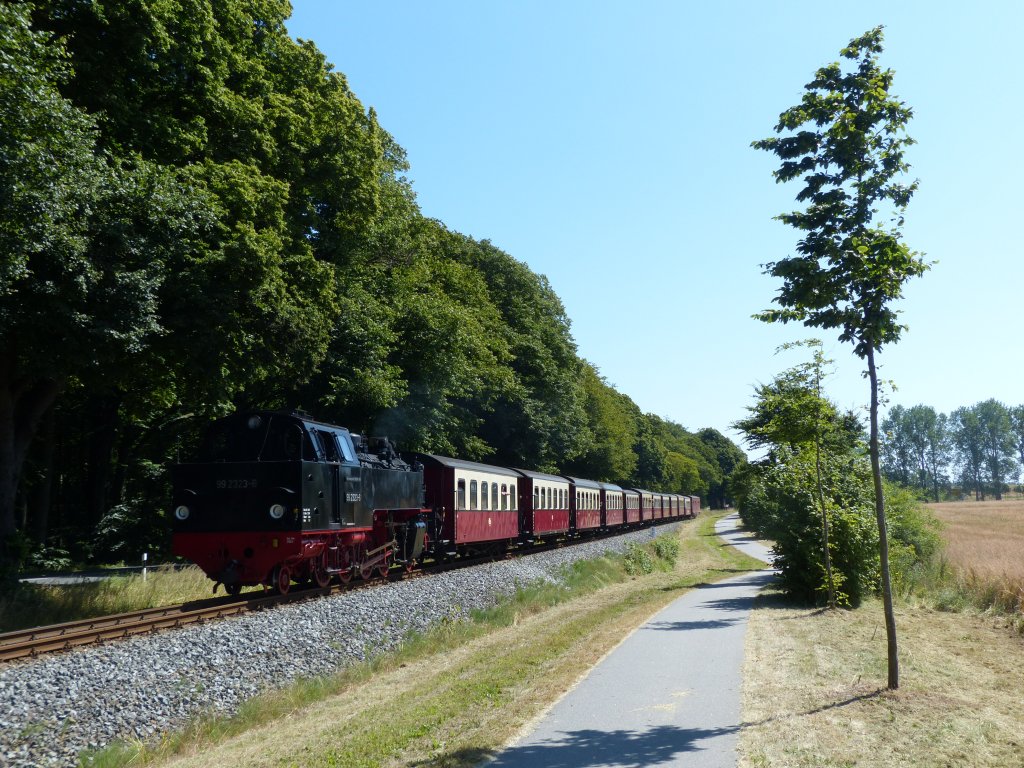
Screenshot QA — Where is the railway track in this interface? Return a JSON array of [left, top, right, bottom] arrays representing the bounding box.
[[0, 582, 349, 662], [0, 521, 678, 663]]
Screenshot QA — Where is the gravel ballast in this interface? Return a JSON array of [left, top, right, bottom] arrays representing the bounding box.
[[0, 524, 679, 767]]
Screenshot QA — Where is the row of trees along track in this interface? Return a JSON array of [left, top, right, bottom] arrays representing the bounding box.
[[0, 3, 744, 580]]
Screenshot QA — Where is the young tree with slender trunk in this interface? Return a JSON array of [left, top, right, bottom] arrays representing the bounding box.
[[753, 27, 929, 689], [734, 340, 840, 607]]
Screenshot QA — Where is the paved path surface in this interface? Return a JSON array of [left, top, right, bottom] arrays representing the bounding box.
[[487, 514, 775, 768]]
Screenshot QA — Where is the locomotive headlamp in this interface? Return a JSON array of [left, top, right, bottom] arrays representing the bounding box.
[[174, 505, 190, 521], [269, 503, 286, 519]]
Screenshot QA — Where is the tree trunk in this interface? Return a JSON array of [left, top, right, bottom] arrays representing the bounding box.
[[867, 347, 899, 690], [0, 374, 62, 577], [815, 437, 836, 608], [85, 394, 121, 527], [29, 405, 57, 544], [813, 364, 835, 608]]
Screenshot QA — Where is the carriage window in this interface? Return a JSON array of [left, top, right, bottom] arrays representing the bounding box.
[[509, 484, 516, 510], [481, 481, 489, 510], [492, 483, 499, 510], [457, 479, 466, 511], [533, 487, 539, 509], [470, 480, 478, 510]]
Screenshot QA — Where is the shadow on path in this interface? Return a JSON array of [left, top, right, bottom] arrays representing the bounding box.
[[420, 724, 739, 768], [646, 617, 741, 631]]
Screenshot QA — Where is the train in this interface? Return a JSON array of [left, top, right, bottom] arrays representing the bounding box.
[[171, 410, 700, 594]]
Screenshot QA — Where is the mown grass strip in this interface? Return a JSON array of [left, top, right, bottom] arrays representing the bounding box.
[[740, 587, 1024, 768], [84, 514, 764, 767]]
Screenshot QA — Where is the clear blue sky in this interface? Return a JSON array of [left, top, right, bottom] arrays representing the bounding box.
[[287, 1, 1023, 448]]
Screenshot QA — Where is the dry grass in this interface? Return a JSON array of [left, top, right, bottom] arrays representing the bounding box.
[[916, 500, 1024, 616], [928, 499, 1024, 582], [740, 589, 1024, 768]]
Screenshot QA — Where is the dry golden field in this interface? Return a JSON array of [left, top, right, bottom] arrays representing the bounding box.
[[928, 499, 1024, 582]]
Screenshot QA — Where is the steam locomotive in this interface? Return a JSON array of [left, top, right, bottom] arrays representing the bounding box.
[[171, 410, 700, 594]]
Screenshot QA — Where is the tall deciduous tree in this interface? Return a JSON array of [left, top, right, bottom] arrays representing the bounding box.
[[974, 399, 1015, 500], [881, 405, 913, 487], [753, 27, 928, 689], [1011, 405, 1024, 484]]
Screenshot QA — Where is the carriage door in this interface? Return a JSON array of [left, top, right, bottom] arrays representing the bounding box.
[[314, 430, 342, 524]]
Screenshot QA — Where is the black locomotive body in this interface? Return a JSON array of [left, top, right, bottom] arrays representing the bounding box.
[[172, 411, 427, 593]]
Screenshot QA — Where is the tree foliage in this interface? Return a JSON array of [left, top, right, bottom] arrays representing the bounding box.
[[1, 2, 747, 575], [882, 399, 1022, 500]]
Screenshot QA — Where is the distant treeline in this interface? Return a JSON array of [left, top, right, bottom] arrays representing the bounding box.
[[0, 3, 744, 570], [881, 401, 1024, 501]]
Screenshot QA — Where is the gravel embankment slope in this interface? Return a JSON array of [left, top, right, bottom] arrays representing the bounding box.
[[0, 525, 676, 767]]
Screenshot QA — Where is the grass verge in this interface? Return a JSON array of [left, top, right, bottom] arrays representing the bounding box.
[[0, 567, 262, 633], [739, 586, 1024, 768], [84, 515, 764, 767]]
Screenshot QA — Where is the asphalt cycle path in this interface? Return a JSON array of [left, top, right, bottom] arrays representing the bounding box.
[[486, 514, 775, 768]]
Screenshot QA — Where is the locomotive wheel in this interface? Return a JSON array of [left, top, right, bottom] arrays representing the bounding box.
[[313, 554, 331, 589], [273, 564, 292, 594], [376, 562, 390, 579], [225, 583, 242, 597], [359, 559, 375, 580]]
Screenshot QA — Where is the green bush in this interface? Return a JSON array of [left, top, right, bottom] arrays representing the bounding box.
[[652, 535, 680, 564], [623, 543, 655, 575], [736, 447, 943, 608]]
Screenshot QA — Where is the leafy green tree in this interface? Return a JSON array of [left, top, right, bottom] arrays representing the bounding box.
[[696, 428, 746, 508], [883, 404, 949, 500], [1011, 405, 1024, 484], [922, 410, 950, 502], [735, 341, 847, 606], [0, 2, 99, 572], [950, 405, 987, 500], [563, 364, 639, 481], [0, 6, 212, 573], [974, 399, 1015, 500], [753, 27, 928, 688], [450, 237, 589, 471], [881, 405, 913, 486]]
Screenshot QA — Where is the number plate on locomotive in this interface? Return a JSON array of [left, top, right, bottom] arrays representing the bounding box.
[[216, 478, 258, 489]]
